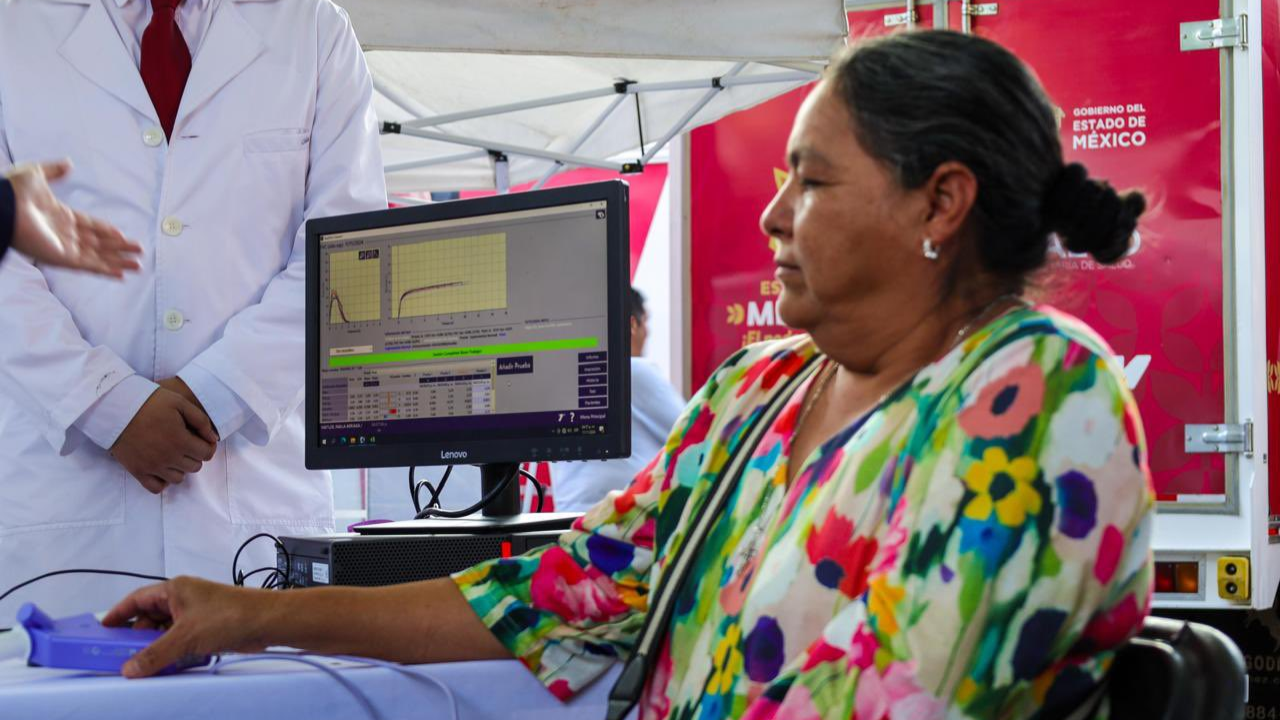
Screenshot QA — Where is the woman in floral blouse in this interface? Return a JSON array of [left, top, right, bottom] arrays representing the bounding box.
[[107, 30, 1154, 720]]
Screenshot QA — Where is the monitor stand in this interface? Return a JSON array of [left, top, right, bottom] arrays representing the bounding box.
[[354, 463, 582, 536], [478, 462, 522, 517]]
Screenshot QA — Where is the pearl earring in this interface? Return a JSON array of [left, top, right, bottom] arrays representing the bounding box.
[[922, 238, 940, 261]]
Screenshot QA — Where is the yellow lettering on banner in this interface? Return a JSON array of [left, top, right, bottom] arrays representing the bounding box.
[[726, 303, 746, 326], [740, 329, 793, 349]]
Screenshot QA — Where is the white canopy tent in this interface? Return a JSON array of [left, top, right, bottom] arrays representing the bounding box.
[[338, 1, 850, 192]]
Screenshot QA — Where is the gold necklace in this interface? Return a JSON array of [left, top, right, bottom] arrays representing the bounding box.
[[953, 293, 1028, 347], [794, 359, 838, 436]]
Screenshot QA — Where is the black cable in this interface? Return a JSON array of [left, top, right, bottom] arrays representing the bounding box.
[[410, 465, 453, 514], [519, 469, 545, 513], [426, 466, 452, 509], [232, 533, 290, 590], [415, 465, 517, 519], [264, 573, 290, 590], [409, 466, 423, 514], [415, 478, 437, 510], [237, 567, 279, 588], [0, 569, 168, 607]]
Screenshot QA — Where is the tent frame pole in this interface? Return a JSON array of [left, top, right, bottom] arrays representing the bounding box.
[[403, 88, 619, 129], [385, 149, 490, 173], [640, 63, 746, 165], [394, 125, 625, 172], [627, 70, 811, 94], [533, 92, 631, 190]]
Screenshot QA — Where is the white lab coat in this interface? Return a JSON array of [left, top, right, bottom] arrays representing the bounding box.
[[0, 0, 387, 621]]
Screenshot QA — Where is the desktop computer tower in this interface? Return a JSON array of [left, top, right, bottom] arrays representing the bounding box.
[[278, 530, 562, 588]]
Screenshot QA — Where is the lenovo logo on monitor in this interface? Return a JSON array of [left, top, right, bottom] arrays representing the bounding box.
[[441, 450, 469, 460]]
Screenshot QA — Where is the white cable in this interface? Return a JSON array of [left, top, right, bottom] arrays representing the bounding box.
[[210, 652, 460, 720], [328, 655, 460, 720], [211, 655, 381, 720]]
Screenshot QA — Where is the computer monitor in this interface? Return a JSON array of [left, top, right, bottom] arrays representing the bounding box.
[[305, 181, 631, 516]]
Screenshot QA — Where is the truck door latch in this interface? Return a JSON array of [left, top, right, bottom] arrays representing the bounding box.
[[1185, 422, 1253, 455]]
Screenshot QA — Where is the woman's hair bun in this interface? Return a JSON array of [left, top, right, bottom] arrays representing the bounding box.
[[1041, 162, 1146, 264]]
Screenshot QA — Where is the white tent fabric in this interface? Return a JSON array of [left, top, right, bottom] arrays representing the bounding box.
[[338, 1, 849, 192]]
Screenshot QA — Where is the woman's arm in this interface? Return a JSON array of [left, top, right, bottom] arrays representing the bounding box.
[[102, 575, 511, 678]]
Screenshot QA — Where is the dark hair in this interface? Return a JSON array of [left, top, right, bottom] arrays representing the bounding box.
[[828, 31, 1145, 286], [628, 286, 646, 323]]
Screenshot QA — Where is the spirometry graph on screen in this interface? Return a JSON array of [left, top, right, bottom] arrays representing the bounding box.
[[391, 233, 508, 319], [328, 249, 382, 324]]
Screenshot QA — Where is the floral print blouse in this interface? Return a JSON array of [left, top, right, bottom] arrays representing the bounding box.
[[453, 306, 1155, 720]]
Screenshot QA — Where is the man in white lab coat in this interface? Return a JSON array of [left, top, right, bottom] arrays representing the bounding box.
[[0, 0, 387, 621]]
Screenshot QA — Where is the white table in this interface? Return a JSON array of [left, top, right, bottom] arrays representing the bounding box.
[[0, 656, 620, 720]]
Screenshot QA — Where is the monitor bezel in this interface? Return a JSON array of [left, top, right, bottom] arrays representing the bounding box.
[[305, 180, 632, 470]]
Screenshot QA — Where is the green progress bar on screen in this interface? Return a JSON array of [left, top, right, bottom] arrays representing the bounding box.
[[328, 337, 600, 368]]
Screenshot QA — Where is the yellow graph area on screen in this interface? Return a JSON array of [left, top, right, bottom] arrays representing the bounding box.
[[328, 250, 381, 324], [392, 233, 508, 319]]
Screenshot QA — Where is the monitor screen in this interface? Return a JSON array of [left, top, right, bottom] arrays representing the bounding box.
[[305, 181, 631, 470]]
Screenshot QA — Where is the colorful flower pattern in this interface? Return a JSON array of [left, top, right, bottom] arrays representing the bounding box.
[[454, 307, 1154, 719], [962, 447, 1043, 527]]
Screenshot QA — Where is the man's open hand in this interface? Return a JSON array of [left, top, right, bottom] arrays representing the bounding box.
[[7, 160, 142, 277]]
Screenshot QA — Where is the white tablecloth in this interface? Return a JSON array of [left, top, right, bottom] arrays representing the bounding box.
[[0, 655, 621, 720]]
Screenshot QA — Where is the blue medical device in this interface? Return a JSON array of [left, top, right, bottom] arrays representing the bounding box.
[[8, 602, 209, 673]]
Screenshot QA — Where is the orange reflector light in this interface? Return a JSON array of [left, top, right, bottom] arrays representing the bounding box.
[[1155, 562, 1175, 593], [1174, 562, 1199, 594]]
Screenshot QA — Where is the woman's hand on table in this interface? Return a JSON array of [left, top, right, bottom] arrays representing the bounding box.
[[101, 575, 512, 678], [101, 576, 267, 678]]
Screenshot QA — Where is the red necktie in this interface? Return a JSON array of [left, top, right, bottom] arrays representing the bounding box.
[[140, 0, 192, 140]]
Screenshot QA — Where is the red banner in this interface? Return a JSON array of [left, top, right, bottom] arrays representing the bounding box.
[[689, 1, 1226, 498]]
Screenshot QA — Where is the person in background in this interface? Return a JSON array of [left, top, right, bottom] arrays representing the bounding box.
[[0, 0, 386, 622], [0, 161, 141, 276], [552, 286, 686, 511]]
